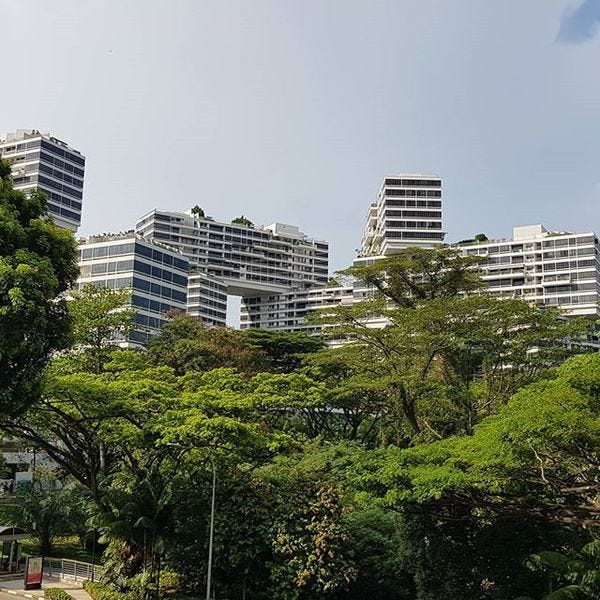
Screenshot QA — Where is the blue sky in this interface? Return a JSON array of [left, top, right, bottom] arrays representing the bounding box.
[[1, 0, 600, 273]]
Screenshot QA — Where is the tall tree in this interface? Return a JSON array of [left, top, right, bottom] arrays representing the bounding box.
[[313, 247, 586, 440], [0, 159, 78, 413]]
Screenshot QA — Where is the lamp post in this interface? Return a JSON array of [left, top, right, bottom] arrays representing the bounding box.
[[206, 457, 216, 600], [166, 444, 217, 599]]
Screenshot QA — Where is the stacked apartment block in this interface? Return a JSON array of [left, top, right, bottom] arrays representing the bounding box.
[[3, 128, 598, 340]]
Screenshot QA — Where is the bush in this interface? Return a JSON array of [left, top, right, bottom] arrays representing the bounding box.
[[159, 571, 182, 593], [44, 589, 76, 600], [82, 581, 131, 600]]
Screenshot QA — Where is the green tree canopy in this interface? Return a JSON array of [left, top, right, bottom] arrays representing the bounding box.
[[146, 313, 268, 375], [0, 159, 78, 412]]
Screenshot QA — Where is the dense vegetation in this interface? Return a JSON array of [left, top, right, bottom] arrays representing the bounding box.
[[1, 174, 599, 599], [0, 159, 78, 413]]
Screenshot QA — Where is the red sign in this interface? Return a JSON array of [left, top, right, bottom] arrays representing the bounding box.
[[24, 556, 43, 590]]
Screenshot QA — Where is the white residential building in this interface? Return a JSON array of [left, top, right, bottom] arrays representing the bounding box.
[[454, 225, 600, 319], [77, 233, 189, 345], [135, 209, 329, 327], [360, 175, 444, 257], [0, 129, 85, 230]]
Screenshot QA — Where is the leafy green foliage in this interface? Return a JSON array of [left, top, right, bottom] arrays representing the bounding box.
[[190, 205, 204, 218], [83, 581, 133, 600], [0, 159, 78, 412], [2, 242, 598, 599], [67, 284, 136, 373], [146, 313, 267, 374], [2, 476, 89, 555], [44, 589, 77, 600], [231, 215, 254, 227], [269, 482, 356, 599], [341, 246, 484, 307], [313, 247, 586, 440]]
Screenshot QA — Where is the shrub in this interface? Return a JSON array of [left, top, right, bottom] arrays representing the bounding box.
[[44, 589, 76, 600], [159, 571, 182, 593], [82, 581, 131, 600]]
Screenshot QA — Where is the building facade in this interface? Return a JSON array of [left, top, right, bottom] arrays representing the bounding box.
[[360, 175, 444, 257], [0, 129, 85, 230], [240, 284, 354, 330], [77, 233, 189, 345], [455, 225, 600, 319], [135, 209, 329, 326], [187, 272, 228, 326]]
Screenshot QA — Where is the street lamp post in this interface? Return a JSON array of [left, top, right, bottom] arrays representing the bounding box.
[[166, 444, 217, 599], [206, 457, 216, 600]]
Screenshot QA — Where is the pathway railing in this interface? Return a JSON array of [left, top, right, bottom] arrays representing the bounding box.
[[43, 558, 101, 582]]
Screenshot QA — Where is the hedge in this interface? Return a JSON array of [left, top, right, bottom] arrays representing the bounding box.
[[82, 581, 130, 600], [44, 589, 76, 600]]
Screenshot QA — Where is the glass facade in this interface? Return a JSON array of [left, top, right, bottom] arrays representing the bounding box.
[[0, 131, 85, 229]]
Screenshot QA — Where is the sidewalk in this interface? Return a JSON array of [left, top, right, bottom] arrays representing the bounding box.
[[0, 576, 93, 600]]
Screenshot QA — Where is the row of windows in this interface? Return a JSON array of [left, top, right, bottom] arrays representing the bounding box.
[[40, 151, 85, 177], [486, 280, 599, 293], [468, 241, 597, 256], [384, 221, 443, 229], [45, 190, 82, 211], [543, 270, 597, 282], [385, 178, 441, 187], [133, 259, 188, 287], [38, 174, 83, 200], [188, 276, 227, 292], [134, 313, 167, 330], [132, 294, 179, 315], [385, 210, 441, 219], [487, 278, 525, 288], [80, 260, 133, 276], [546, 294, 598, 305], [385, 231, 445, 240], [81, 243, 135, 260], [39, 162, 83, 189], [79, 277, 133, 290], [484, 256, 521, 265], [543, 259, 598, 271], [40, 140, 85, 166], [385, 189, 441, 197], [132, 277, 187, 303], [385, 199, 442, 209], [544, 282, 600, 294], [48, 201, 80, 222], [188, 287, 228, 301], [543, 236, 596, 248], [135, 242, 188, 272], [0, 140, 42, 153], [190, 307, 227, 320], [188, 297, 228, 310], [543, 248, 596, 259]]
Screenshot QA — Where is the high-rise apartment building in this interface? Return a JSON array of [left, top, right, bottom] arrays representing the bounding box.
[[0, 130, 85, 230], [239, 175, 444, 332], [360, 175, 444, 257], [454, 225, 600, 319], [77, 233, 189, 345], [135, 209, 329, 326]]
